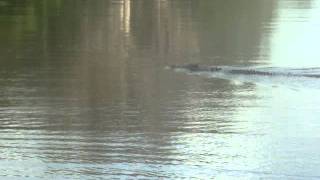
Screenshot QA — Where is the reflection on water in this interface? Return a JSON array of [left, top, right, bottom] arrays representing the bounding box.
[[0, 0, 320, 179], [271, 0, 320, 67]]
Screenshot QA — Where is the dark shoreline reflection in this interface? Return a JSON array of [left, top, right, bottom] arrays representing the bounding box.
[[0, 0, 319, 179]]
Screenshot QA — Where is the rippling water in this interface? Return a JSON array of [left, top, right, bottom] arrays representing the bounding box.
[[0, 0, 320, 179], [169, 65, 320, 90]]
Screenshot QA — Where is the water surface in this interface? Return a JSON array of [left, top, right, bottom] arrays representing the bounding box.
[[0, 0, 320, 179]]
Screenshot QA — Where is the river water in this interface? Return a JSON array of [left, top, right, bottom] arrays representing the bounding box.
[[0, 0, 320, 179]]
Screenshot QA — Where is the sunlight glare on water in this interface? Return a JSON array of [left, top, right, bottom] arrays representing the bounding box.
[[271, 0, 320, 67], [0, 0, 320, 179]]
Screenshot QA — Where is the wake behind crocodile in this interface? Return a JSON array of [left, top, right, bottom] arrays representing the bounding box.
[[167, 64, 320, 89]]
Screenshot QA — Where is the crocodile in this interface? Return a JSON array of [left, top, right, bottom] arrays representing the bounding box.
[[168, 64, 320, 78]]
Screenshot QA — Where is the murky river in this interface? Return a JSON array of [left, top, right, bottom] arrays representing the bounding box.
[[1, 0, 320, 179]]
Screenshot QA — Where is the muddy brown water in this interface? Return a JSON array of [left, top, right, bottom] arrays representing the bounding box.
[[0, 0, 320, 179]]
